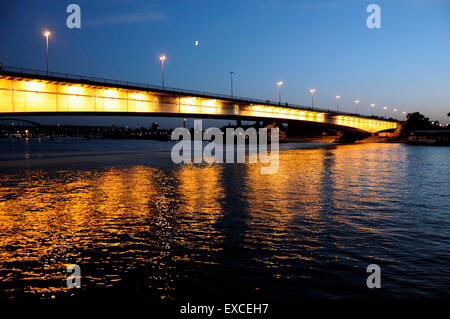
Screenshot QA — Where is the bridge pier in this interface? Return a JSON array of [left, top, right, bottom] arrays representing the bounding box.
[[334, 131, 371, 143]]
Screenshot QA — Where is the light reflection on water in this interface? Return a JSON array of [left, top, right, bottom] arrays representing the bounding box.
[[0, 139, 449, 300]]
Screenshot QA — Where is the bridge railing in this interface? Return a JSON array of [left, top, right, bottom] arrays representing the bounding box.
[[0, 65, 394, 121]]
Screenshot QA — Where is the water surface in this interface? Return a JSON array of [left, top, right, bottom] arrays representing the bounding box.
[[0, 138, 449, 301]]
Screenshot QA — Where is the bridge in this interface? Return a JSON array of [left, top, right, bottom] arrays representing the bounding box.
[[0, 118, 43, 127], [0, 66, 397, 133]]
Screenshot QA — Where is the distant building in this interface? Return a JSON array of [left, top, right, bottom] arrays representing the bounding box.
[[408, 130, 450, 145]]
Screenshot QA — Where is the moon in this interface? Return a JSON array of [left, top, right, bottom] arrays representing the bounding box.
[[195, 40, 199, 46]]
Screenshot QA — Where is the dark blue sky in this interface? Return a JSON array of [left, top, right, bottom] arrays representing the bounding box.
[[1, 0, 449, 127]]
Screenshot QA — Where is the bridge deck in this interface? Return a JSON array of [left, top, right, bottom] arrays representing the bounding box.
[[0, 67, 397, 133]]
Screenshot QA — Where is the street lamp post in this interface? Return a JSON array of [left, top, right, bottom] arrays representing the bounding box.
[[335, 95, 341, 112], [229, 72, 234, 97], [277, 81, 283, 104], [370, 103, 375, 116], [393, 108, 398, 119], [159, 55, 166, 90], [354, 99, 360, 114], [402, 111, 407, 119], [310, 88, 316, 108], [383, 106, 388, 117], [43, 30, 51, 76]]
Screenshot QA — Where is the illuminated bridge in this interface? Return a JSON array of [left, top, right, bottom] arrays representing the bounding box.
[[0, 66, 397, 133]]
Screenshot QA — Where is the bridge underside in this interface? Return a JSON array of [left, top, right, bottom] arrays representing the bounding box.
[[0, 72, 397, 134], [0, 111, 372, 134]]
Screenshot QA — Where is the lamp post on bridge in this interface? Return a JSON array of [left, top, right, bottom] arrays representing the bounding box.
[[277, 81, 283, 104], [335, 95, 341, 112], [370, 103, 375, 116], [393, 108, 398, 119], [310, 88, 316, 109], [229, 72, 234, 97], [159, 55, 166, 90], [383, 106, 388, 117], [354, 99, 360, 114], [43, 30, 51, 76]]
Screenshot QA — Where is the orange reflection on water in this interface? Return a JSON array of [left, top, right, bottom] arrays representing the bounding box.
[[0, 163, 229, 299], [0, 166, 171, 297], [174, 164, 225, 261], [177, 164, 224, 215], [0, 142, 421, 299], [324, 143, 408, 236], [243, 149, 327, 270]]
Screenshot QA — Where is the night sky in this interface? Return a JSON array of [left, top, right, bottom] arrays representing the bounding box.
[[1, 0, 449, 127]]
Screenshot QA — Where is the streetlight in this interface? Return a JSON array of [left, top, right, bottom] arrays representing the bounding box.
[[43, 30, 51, 76], [229, 72, 234, 97], [277, 81, 283, 104], [354, 99, 360, 114], [402, 111, 407, 119], [335, 95, 341, 112], [393, 108, 397, 119], [310, 88, 316, 108], [370, 103, 375, 116], [159, 55, 166, 90], [383, 106, 388, 117]]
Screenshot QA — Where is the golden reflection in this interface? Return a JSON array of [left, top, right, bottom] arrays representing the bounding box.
[[0, 166, 164, 297], [176, 164, 224, 217], [244, 150, 326, 224], [325, 143, 407, 234], [0, 143, 431, 299], [0, 163, 228, 299], [243, 149, 327, 268]]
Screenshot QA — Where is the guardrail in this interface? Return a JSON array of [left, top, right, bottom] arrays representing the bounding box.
[[0, 65, 396, 121]]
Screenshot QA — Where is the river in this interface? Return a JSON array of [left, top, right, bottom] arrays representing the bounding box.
[[0, 137, 449, 301]]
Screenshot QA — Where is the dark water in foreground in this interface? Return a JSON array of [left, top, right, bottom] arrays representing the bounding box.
[[0, 138, 449, 302]]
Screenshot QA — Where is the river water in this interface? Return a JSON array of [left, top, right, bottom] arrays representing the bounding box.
[[0, 137, 449, 302]]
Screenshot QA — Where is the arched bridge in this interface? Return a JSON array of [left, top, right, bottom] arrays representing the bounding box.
[[0, 118, 43, 127], [0, 66, 397, 133]]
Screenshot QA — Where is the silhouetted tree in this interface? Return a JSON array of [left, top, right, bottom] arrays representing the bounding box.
[[150, 122, 160, 132], [401, 112, 433, 136]]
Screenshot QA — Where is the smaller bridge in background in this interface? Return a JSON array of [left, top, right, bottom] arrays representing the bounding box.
[[0, 118, 43, 127], [0, 66, 398, 133]]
